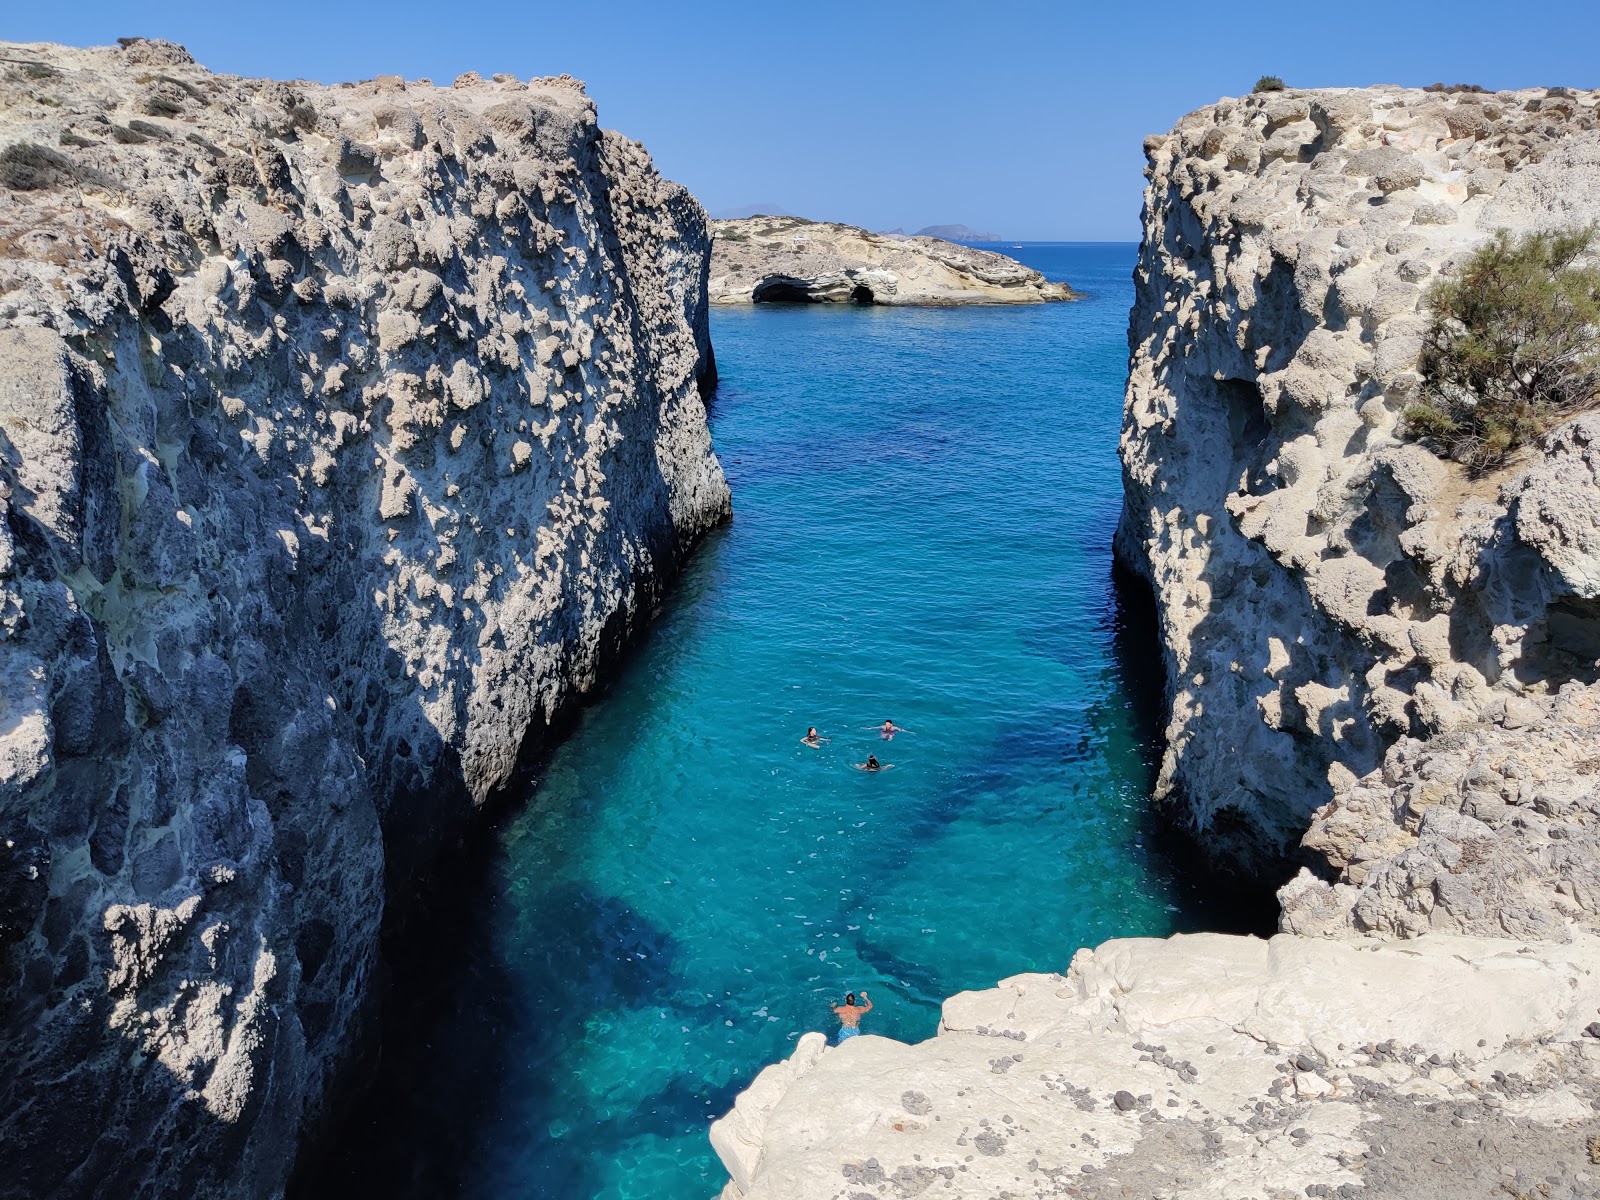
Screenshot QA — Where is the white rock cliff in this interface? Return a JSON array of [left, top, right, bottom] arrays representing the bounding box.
[[713, 933, 1600, 1199], [0, 38, 727, 1199], [1120, 83, 1600, 866], [710, 84, 1600, 1199]]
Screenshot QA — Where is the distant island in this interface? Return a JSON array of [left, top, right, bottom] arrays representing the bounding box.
[[710, 216, 1074, 305], [913, 223, 1001, 242]]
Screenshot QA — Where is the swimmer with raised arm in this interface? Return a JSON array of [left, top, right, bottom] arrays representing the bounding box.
[[801, 726, 830, 748], [832, 990, 873, 1040], [853, 755, 893, 772]]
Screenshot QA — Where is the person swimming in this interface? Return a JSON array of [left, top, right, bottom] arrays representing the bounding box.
[[876, 720, 909, 740], [801, 726, 829, 748], [853, 755, 892, 772], [832, 989, 872, 1041]]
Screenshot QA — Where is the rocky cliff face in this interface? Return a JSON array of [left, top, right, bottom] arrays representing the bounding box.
[[709, 216, 1076, 305], [1119, 83, 1600, 868], [0, 39, 728, 1199], [708, 85, 1600, 1200]]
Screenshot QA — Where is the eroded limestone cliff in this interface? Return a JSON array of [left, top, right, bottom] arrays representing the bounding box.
[[1120, 83, 1600, 868], [712, 933, 1600, 1199], [0, 38, 728, 1199], [707, 84, 1600, 1200]]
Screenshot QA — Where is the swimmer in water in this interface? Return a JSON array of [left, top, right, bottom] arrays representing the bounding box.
[[853, 755, 893, 772], [801, 726, 829, 747], [877, 720, 909, 740], [832, 989, 872, 1041]]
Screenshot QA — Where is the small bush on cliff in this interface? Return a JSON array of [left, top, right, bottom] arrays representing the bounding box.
[[1405, 225, 1600, 472], [1252, 75, 1286, 94]]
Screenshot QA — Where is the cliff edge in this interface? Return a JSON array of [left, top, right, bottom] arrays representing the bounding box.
[[707, 84, 1600, 1199], [0, 39, 728, 1199], [1121, 83, 1600, 869]]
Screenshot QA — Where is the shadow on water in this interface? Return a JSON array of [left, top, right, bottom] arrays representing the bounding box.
[[288, 821, 518, 1199], [292, 822, 685, 1200], [293, 517, 746, 1200], [1106, 557, 1281, 939]]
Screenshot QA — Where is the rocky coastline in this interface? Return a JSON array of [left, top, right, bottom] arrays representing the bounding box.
[[709, 216, 1077, 306], [709, 84, 1600, 1199], [0, 39, 727, 1199]]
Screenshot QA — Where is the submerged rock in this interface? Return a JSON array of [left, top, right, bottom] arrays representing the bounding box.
[[0, 38, 728, 1200], [709, 216, 1077, 305]]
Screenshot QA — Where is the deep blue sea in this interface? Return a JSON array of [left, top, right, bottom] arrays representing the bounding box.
[[302, 244, 1261, 1200]]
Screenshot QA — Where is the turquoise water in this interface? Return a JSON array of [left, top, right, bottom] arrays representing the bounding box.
[[302, 244, 1258, 1200]]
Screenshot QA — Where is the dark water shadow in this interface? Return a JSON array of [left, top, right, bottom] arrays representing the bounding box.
[[291, 843, 686, 1200], [290, 518, 735, 1200], [1106, 559, 1281, 938], [288, 819, 518, 1199]]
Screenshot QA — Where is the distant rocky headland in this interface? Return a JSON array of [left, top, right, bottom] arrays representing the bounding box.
[[911, 223, 1002, 242], [709, 216, 1076, 306], [0, 37, 727, 1199], [712, 83, 1600, 1199]]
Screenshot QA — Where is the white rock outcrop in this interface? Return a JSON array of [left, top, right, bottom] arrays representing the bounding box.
[[711, 84, 1600, 1200], [1119, 83, 1600, 865], [710, 217, 1076, 305], [713, 931, 1600, 1199], [0, 39, 727, 1199], [1280, 674, 1600, 941]]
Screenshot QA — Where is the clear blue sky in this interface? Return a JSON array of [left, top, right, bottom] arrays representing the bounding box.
[[13, 1, 1599, 239]]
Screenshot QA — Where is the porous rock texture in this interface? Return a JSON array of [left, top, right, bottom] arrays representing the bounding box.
[[1118, 83, 1600, 867], [709, 216, 1077, 305], [0, 38, 728, 1199], [710, 84, 1600, 1200], [712, 932, 1600, 1199], [1280, 675, 1600, 941]]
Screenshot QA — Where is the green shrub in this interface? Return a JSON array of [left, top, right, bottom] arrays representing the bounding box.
[[1252, 75, 1286, 94], [1404, 225, 1600, 472]]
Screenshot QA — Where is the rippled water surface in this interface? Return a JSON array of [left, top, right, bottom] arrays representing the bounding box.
[[306, 244, 1248, 1200]]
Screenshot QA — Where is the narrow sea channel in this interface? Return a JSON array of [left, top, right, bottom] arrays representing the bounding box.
[[305, 243, 1261, 1200]]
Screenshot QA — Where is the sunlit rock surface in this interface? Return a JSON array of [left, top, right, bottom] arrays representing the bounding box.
[[1119, 83, 1600, 867], [0, 37, 727, 1199], [710, 216, 1077, 305], [714, 932, 1600, 1199]]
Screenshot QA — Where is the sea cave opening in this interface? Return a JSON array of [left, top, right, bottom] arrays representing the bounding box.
[[849, 284, 875, 305], [751, 279, 819, 303]]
